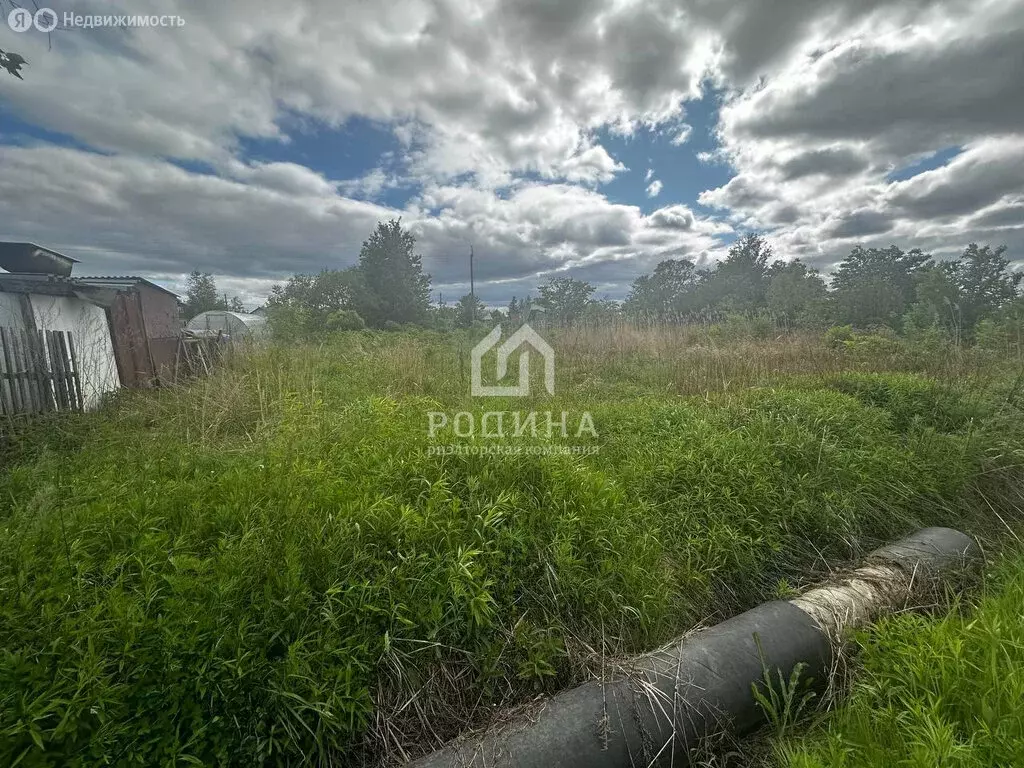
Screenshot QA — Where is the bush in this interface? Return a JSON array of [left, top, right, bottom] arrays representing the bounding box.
[[843, 332, 902, 357], [824, 325, 854, 349], [828, 372, 983, 432], [325, 309, 366, 332], [267, 306, 366, 340]]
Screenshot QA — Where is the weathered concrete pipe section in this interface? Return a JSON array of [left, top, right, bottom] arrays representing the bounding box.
[[409, 527, 979, 768]]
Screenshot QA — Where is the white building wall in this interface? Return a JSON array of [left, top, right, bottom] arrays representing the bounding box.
[[0, 291, 27, 329], [29, 294, 121, 410]]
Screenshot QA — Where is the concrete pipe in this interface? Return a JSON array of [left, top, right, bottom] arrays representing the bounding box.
[[408, 527, 979, 768]]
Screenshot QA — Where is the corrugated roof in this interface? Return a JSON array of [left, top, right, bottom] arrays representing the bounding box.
[[0, 242, 79, 277], [75, 276, 180, 299], [0, 272, 77, 296]]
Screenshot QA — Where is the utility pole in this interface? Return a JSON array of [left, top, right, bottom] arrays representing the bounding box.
[[469, 244, 475, 324]]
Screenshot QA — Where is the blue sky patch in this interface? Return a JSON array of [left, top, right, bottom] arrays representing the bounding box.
[[598, 88, 733, 213], [886, 146, 963, 183], [0, 104, 98, 154]]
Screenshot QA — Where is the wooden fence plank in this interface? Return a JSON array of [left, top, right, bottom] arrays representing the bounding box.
[[50, 331, 70, 411], [17, 332, 39, 414], [64, 333, 84, 411], [59, 332, 79, 412], [13, 331, 33, 413], [9, 331, 30, 414], [25, 329, 45, 413], [37, 329, 55, 412], [0, 327, 84, 416], [44, 330, 57, 410], [0, 327, 17, 415]]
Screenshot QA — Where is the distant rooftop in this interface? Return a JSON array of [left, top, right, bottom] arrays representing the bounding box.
[[0, 242, 79, 277], [75, 276, 180, 299]]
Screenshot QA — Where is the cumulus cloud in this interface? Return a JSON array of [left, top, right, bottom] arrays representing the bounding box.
[[671, 124, 693, 146], [0, 145, 728, 302], [705, 0, 1024, 266], [0, 0, 717, 186], [885, 138, 1024, 220], [778, 147, 868, 181], [1, 0, 1022, 301]]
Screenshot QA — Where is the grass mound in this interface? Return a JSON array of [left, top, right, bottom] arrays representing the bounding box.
[[0, 332, 1018, 765], [827, 372, 988, 433]]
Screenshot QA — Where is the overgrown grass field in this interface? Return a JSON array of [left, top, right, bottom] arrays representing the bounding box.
[[1, 327, 1022, 766]]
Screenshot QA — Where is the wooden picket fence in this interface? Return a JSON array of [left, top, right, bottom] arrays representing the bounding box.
[[0, 327, 84, 416]]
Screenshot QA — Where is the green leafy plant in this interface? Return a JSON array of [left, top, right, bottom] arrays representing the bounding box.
[[752, 633, 817, 739]]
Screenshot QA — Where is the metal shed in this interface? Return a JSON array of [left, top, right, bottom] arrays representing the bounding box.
[[0, 273, 120, 411], [74, 276, 182, 387]]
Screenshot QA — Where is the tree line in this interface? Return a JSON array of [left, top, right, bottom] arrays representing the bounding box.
[[620, 235, 1022, 343], [222, 218, 1021, 344]]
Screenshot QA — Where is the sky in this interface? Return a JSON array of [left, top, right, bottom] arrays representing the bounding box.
[[0, 0, 1022, 308]]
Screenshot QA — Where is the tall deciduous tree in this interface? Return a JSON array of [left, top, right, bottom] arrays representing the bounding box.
[[182, 271, 249, 319], [831, 245, 931, 328], [536, 276, 595, 326], [266, 268, 368, 337], [766, 260, 828, 327], [624, 259, 705, 321], [704, 234, 774, 314], [950, 243, 1021, 332]]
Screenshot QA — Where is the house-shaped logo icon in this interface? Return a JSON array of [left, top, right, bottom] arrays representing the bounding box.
[[471, 323, 554, 397]]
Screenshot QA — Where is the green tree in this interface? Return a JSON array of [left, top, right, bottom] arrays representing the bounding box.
[[507, 296, 521, 323], [766, 260, 828, 328], [268, 268, 366, 315], [506, 295, 536, 326], [182, 271, 222, 319], [265, 268, 368, 338], [904, 263, 960, 339], [831, 245, 931, 328], [357, 219, 431, 327], [624, 259, 706, 321], [949, 244, 1020, 332], [582, 298, 622, 325], [536, 276, 595, 326], [455, 293, 487, 328], [704, 234, 774, 314], [906, 244, 1020, 341]]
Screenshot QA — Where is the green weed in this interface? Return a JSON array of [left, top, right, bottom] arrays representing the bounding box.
[[773, 551, 1024, 767], [0, 329, 1020, 765]]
